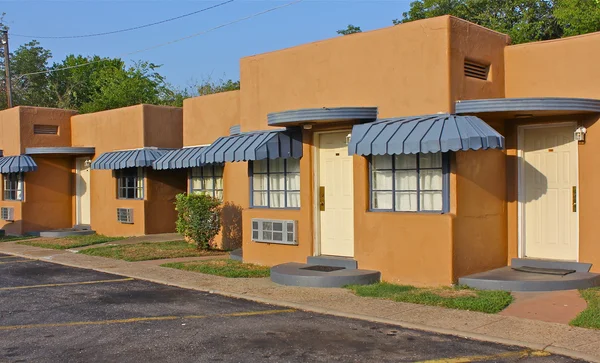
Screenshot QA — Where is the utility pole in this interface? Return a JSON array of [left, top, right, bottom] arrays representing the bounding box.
[[2, 30, 12, 108]]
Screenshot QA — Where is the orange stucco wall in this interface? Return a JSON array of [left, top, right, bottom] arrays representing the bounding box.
[[181, 92, 242, 248], [21, 157, 73, 233], [505, 32, 600, 99], [239, 16, 453, 133], [242, 132, 313, 265], [183, 91, 240, 146], [232, 16, 520, 284], [71, 105, 183, 236], [0, 107, 76, 235], [449, 18, 510, 105], [19, 107, 77, 152], [145, 169, 187, 235], [504, 32, 600, 271]]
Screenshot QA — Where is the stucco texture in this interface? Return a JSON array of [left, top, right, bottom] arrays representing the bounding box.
[[0, 107, 76, 235], [72, 105, 183, 236], [503, 32, 600, 272], [505, 32, 600, 99], [183, 91, 240, 147]]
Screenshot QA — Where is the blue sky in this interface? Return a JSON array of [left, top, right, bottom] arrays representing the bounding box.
[[3, 1, 412, 88]]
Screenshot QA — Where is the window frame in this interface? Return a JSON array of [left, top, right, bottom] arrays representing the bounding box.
[[249, 158, 301, 209], [368, 153, 450, 213], [3, 173, 24, 201], [189, 164, 224, 199], [116, 167, 144, 200]]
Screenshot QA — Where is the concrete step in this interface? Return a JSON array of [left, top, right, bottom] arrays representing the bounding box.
[[307, 256, 358, 270], [271, 262, 380, 288], [511, 258, 591, 273]]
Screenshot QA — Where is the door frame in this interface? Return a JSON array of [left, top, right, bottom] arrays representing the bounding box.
[[75, 157, 91, 226], [312, 129, 353, 257], [517, 121, 579, 260]]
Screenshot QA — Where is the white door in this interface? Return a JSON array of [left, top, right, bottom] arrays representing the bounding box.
[[318, 132, 354, 257], [522, 125, 578, 261], [76, 157, 91, 226]]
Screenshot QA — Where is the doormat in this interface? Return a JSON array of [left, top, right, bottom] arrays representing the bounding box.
[[301, 265, 345, 272], [512, 266, 576, 276]]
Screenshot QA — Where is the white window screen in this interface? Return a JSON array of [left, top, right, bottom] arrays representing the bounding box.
[[371, 153, 445, 212], [191, 165, 224, 199], [252, 158, 300, 208], [3, 173, 23, 201], [117, 168, 144, 199]]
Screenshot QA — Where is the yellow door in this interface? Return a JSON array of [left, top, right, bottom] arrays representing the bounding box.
[[523, 125, 578, 261], [318, 132, 354, 257], [76, 157, 91, 226]]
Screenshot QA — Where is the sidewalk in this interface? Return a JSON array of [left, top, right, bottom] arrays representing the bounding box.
[[1, 241, 599, 362]]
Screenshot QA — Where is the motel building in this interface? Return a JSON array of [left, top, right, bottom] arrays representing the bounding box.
[[1, 16, 600, 290]]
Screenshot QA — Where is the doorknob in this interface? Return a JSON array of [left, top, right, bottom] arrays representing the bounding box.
[[573, 186, 577, 212], [319, 186, 325, 211]]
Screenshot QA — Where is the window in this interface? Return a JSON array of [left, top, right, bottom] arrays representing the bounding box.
[[117, 168, 144, 199], [371, 153, 449, 212], [3, 173, 23, 201], [190, 165, 223, 199], [251, 158, 300, 208]]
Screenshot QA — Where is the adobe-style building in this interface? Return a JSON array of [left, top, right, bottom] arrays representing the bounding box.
[[2, 15, 599, 289], [155, 15, 600, 289], [0, 104, 184, 237]]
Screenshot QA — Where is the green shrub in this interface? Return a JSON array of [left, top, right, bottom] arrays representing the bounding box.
[[175, 193, 222, 250]]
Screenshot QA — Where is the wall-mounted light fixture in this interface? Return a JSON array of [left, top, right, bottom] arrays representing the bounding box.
[[575, 126, 587, 142], [303, 124, 313, 130], [84, 159, 92, 168], [345, 133, 352, 145]]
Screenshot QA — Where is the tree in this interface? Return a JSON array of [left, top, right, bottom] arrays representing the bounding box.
[[195, 76, 240, 96], [395, 0, 600, 44], [554, 0, 600, 36], [337, 24, 363, 35]]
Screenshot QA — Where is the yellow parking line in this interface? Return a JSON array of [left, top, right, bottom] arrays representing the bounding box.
[[0, 309, 296, 331], [0, 278, 135, 291], [416, 349, 551, 363], [0, 260, 32, 265]]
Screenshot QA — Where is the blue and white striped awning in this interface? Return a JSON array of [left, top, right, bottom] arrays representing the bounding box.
[[202, 128, 302, 163], [153, 147, 208, 170], [348, 114, 504, 156], [91, 148, 171, 170], [0, 155, 37, 173]]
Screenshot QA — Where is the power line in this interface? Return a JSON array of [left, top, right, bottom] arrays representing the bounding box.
[[16, 0, 303, 79], [11, 0, 235, 39]]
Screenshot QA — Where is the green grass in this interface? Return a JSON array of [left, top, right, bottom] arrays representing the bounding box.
[[347, 282, 513, 314], [18, 234, 124, 250], [0, 235, 36, 242], [161, 259, 271, 278], [79, 241, 225, 262], [570, 288, 600, 329]]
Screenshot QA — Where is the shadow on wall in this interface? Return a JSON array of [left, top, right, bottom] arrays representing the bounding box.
[[507, 155, 548, 203], [221, 202, 242, 250]]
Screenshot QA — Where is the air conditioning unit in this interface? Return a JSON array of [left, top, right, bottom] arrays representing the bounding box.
[[116, 208, 133, 224], [251, 219, 297, 245], [1, 207, 14, 221]]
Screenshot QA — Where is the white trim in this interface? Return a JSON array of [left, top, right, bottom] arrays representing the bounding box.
[[312, 129, 353, 257], [517, 121, 579, 261]]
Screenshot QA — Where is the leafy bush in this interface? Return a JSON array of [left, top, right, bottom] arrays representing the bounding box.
[[175, 193, 222, 250]]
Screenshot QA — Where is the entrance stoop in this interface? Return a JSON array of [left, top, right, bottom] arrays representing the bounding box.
[[270, 256, 380, 288], [459, 258, 600, 292]]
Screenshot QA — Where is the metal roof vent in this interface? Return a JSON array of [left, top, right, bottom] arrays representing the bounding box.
[[464, 60, 490, 81]]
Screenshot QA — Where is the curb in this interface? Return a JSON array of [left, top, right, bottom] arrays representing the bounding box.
[[2, 248, 599, 363]]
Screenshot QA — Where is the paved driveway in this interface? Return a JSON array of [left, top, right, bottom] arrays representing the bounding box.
[[0, 254, 583, 362]]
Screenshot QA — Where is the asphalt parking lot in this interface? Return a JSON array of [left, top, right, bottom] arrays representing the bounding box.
[[0, 253, 585, 362]]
